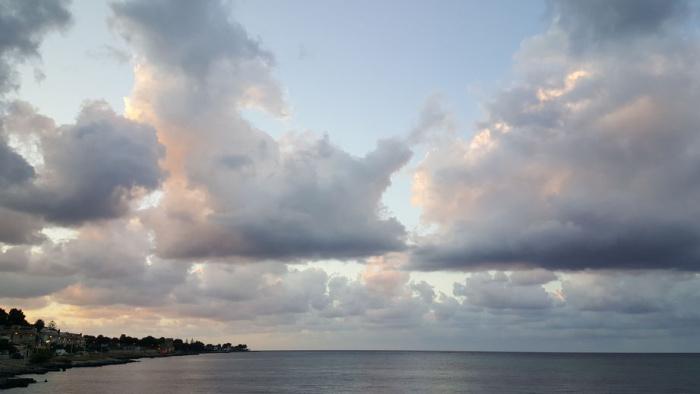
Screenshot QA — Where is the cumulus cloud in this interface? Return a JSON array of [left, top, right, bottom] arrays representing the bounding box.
[[407, 94, 456, 145], [0, 1, 165, 232], [0, 218, 189, 305], [560, 270, 698, 314], [145, 135, 410, 261], [3, 0, 700, 352], [0, 0, 71, 94], [551, 0, 691, 52], [0, 136, 34, 187], [0, 0, 70, 207], [411, 0, 700, 271], [0, 272, 73, 298], [111, 0, 271, 78], [0, 208, 44, 244], [112, 0, 285, 118], [1, 101, 165, 224], [112, 0, 410, 261], [0, 245, 30, 272], [454, 271, 556, 310]]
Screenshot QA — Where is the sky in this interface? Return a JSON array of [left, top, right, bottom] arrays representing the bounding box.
[[1, 0, 700, 352]]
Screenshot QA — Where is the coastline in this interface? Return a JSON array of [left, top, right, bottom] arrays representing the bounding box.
[[0, 350, 205, 390]]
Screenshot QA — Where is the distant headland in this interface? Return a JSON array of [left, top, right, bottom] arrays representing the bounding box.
[[0, 306, 248, 389]]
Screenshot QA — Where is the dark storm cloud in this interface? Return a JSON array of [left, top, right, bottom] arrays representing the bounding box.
[[0, 0, 71, 94], [411, 0, 700, 271], [551, 0, 690, 52], [1, 101, 165, 225]]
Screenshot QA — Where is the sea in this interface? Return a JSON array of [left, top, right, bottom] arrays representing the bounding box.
[[7, 351, 700, 393]]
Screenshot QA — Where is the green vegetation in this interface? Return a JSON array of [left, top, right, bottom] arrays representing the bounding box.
[[28, 349, 53, 364], [0, 337, 16, 353], [0, 307, 30, 327]]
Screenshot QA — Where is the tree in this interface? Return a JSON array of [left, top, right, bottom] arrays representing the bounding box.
[[191, 341, 205, 352], [95, 335, 111, 351], [0, 337, 12, 351], [7, 308, 29, 326], [29, 349, 52, 364], [83, 335, 97, 352], [47, 320, 57, 330], [0, 308, 7, 326], [139, 336, 158, 349], [34, 319, 45, 331]]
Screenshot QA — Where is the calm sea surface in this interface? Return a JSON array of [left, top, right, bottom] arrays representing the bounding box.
[[8, 351, 700, 393]]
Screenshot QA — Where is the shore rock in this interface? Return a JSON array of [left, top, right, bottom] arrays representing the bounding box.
[[0, 377, 37, 389]]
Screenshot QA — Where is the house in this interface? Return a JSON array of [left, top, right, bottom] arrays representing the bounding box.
[[9, 326, 38, 348], [39, 328, 60, 348], [159, 338, 174, 354], [0, 327, 12, 342], [58, 332, 85, 352], [4, 326, 38, 358], [0, 329, 12, 359]]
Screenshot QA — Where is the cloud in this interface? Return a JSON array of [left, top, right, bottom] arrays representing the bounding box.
[[406, 94, 456, 145], [0, 272, 73, 298], [1, 101, 165, 224], [0, 218, 189, 306], [559, 270, 697, 314], [112, 0, 286, 117], [0, 208, 44, 244], [0, 0, 72, 94], [111, 0, 272, 78], [142, 134, 410, 261], [509, 268, 558, 286], [0, 245, 30, 272], [411, 0, 700, 271], [454, 271, 556, 310], [551, 0, 691, 52], [86, 44, 131, 64], [3, 0, 700, 352], [113, 0, 410, 261], [5, 216, 700, 351], [0, 138, 34, 187]]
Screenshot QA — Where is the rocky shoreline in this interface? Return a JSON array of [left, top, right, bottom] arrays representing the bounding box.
[[0, 351, 201, 390]]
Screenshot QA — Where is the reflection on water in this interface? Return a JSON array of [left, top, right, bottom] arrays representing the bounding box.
[[9, 351, 700, 393]]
